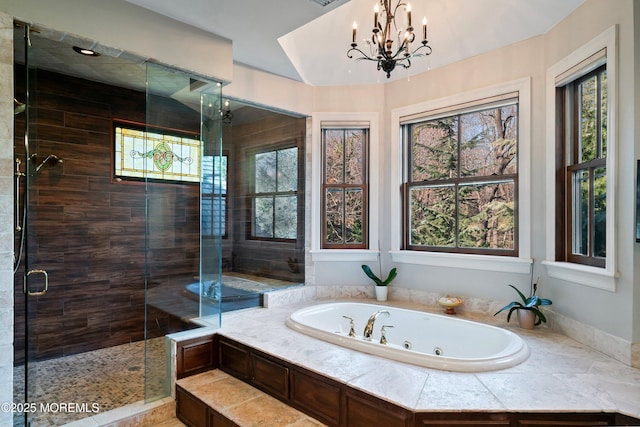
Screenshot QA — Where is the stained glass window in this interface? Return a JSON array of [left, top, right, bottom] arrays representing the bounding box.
[[114, 124, 201, 183]]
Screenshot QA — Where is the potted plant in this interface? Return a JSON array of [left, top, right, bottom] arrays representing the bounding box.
[[361, 264, 397, 301], [494, 282, 552, 329]]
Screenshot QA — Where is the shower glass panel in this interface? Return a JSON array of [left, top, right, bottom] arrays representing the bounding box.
[[199, 90, 224, 324], [144, 63, 222, 401]]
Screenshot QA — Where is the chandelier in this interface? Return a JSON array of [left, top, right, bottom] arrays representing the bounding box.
[[348, 1, 432, 78]]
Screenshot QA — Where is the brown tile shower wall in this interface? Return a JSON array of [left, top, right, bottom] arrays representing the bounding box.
[[14, 67, 201, 362], [226, 114, 306, 283]]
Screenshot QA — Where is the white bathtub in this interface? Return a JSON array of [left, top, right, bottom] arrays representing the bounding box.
[[286, 302, 530, 372]]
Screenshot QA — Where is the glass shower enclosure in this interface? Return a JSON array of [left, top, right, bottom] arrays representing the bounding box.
[[14, 22, 223, 425]]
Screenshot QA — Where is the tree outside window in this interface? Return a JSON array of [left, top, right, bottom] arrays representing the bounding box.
[[562, 65, 607, 267], [322, 128, 368, 249], [404, 103, 518, 254], [251, 146, 298, 240]]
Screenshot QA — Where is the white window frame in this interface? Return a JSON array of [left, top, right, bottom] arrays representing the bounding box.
[[311, 112, 379, 262], [543, 26, 618, 291], [389, 78, 532, 274]]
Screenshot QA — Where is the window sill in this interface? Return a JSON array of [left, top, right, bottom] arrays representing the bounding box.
[[542, 260, 618, 292], [389, 251, 532, 274], [310, 250, 380, 262]]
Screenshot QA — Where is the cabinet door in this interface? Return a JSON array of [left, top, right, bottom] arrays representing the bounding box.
[[218, 338, 250, 380], [514, 412, 613, 426], [417, 421, 509, 426], [177, 336, 215, 379], [514, 421, 609, 426], [344, 388, 413, 427], [291, 368, 341, 426], [251, 352, 289, 400], [176, 386, 208, 427], [210, 409, 239, 427]]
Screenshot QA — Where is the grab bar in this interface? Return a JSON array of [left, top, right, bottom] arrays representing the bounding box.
[[15, 158, 24, 232]]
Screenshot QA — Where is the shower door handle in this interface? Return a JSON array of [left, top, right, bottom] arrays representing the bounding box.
[[25, 269, 49, 296]]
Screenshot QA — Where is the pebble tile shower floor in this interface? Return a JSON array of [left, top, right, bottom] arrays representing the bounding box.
[[13, 337, 167, 427]]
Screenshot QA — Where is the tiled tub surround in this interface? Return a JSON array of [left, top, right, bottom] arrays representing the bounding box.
[[177, 292, 640, 421]]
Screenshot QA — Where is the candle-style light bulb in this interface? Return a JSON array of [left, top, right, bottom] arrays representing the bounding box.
[[374, 3, 379, 28], [407, 3, 412, 27], [352, 21, 357, 43], [422, 17, 427, 40]]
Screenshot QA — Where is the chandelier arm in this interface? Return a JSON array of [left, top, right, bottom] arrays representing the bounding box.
[[410, 43, 432, 57], [397, 58, 411, 69], [347, 46, 379, 62]]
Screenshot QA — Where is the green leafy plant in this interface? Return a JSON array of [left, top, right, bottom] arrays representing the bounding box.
[[361, 264, 397, 287], [494, 283, 552, 325]]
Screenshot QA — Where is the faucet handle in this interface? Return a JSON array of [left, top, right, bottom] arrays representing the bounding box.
[[342, 316, 356, 337], [380, 325, 394, 345]]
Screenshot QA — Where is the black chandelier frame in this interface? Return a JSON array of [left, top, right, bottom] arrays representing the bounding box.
[[347, 0, 432, 78]]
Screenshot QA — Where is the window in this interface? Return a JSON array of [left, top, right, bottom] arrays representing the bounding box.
[[310, 112, 379, 262], [322, 128, 368, 249], [402, 100, 518, 255], [544, 26, 617, 290], [201, 154, 227, 237], [113, 121, 200, 183], [250, 146, 298, 240], [558, 65, 607, 268]]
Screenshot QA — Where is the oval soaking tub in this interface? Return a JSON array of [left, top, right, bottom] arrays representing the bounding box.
[[286, 302, 530, 372]]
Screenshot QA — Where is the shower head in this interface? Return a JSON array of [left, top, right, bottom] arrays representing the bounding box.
[[35, 154, 63, 172], [14, 98, 25, 115]]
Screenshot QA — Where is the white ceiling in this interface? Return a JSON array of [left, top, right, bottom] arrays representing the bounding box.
[[125, 0, 585, 86]]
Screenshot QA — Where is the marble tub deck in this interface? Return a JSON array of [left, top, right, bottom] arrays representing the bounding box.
[[185, 299, 640, 420]]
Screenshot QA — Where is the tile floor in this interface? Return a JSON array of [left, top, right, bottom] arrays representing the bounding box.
[[13, 338, 167, 427]]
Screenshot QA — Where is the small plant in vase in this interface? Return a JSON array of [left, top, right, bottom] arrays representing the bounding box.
[[494, 282, 552, 329], [361, 264, 397, 302]]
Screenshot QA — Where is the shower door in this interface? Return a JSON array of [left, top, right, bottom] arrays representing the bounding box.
[[14, 22, 48, 427]]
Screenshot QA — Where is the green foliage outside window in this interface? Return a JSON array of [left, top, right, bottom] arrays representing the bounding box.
[[406, 104, 518, 252]]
